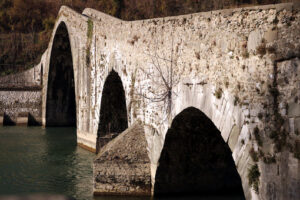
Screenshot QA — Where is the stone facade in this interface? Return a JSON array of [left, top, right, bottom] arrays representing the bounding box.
[[0, 64, 42, 125], [94, 122, 151, 196], [0, 63, 42, 88], [36, 2, 300, 200]]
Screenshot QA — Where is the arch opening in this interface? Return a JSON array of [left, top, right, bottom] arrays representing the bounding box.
[[46, 22, 76, 127], [154, 107, 245, 198], [97, 70, 128, 152]]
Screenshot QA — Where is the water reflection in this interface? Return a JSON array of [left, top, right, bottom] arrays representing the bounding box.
[[0, 127, 94, 200], [0, 127, 244, 200]]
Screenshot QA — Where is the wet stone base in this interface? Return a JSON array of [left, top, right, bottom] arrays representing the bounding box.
[[93, 122, 151, 196]]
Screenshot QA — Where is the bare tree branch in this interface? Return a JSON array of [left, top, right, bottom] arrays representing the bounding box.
[[138, 34, 184, 121]]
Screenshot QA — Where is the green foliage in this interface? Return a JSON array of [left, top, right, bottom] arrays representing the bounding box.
[[248, 164, 260, 194]]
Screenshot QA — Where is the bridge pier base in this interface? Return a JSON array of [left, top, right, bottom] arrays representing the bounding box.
[[93, 122, 151, 196], [77, 131, 97, 153]]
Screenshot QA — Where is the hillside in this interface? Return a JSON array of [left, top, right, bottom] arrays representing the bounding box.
[[0, 0, 294, 76]]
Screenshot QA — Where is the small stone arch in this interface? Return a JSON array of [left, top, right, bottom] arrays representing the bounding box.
[[154, 107, 245, 198], [96, 69, 128, 152], [45, 22, 76, 127]]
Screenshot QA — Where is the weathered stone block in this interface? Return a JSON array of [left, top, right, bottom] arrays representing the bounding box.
[[294, 117, 300, 132], [93, 122, 151, 196], [16, 112, 28, 126], [288, 102, 300, 118], [247, 30, 263, 53], [228, 125, 241, 151], [264, 28, 278, 43]]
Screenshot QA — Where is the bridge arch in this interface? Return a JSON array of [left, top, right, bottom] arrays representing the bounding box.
[[154, 106, 245, 198], [96, 69, 128, 152], [45, 22, 76, 127]]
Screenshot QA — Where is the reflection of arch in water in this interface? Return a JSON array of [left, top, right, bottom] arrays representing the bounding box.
[[46, 22, 76, 127], [97, 70, 128, 152], [3, 113, 15, 126], [154, 107, 245, 198]]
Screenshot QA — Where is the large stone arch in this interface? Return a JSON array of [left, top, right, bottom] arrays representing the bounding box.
[[45, 22, 76, 127], [96, 69, 128, 152], [154, 106, 245, 198], [146, 83, 253, 198], [41, 6, 84, 129]]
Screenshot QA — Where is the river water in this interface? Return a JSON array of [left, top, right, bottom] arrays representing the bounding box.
[[0, 127, 244, 200]]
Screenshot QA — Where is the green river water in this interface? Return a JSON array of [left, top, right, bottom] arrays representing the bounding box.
[[0, 127, 244, 200]]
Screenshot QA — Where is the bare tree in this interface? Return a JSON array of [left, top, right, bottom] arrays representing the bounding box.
[[138, 35, 183, 121]]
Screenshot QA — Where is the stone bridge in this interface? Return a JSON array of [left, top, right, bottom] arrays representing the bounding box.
[[37, 3, 300, 200]]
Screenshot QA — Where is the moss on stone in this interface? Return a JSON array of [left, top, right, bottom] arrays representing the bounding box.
[[250, 147, 259, 162], [256, 39, 266, 57], [248, 164, 260, 194], [214, 88, 222, 99], [234, 96, 240, 106], [87, 19, 93, 39], [86, 48, 91, 66], [254, 126, 263, 147], [86, 19, 93, 67], [258, 112, 263, 120], [263, 154, 276, 164]]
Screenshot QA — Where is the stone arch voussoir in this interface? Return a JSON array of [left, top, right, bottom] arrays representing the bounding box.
[[43, 19, 78, 127], [148, 82, 253, 199]]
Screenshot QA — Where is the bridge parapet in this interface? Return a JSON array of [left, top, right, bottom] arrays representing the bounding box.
[[83, 8, 123, 23]]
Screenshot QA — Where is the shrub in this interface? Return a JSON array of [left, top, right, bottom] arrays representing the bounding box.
[[248, 164, 260, 193]]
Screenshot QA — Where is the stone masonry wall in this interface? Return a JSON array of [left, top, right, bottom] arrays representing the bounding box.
[[0, 60, 43, 124], [0, 91, 42, 123], [40, 3, 300, 199], [0, 62, 42, 88], [81, 3, 300, 199]]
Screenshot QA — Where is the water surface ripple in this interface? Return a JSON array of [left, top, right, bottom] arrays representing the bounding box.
[[0, 127, 244, 200], [0, 127, 94, 200]]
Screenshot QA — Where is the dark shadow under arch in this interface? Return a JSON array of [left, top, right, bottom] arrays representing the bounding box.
[[97, 70, 128, 152], [154, 107, 245, 198], [46, 22, 76, 127]]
